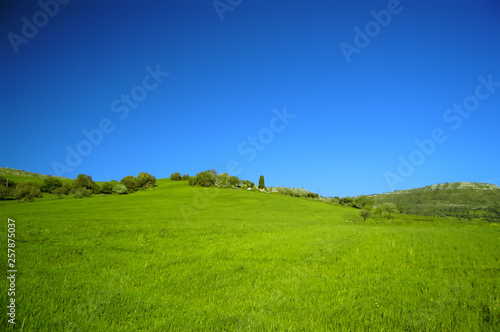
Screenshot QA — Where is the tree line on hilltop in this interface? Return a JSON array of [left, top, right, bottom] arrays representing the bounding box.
[[0, 172, 156, 202]]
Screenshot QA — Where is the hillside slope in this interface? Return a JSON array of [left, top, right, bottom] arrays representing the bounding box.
[[372, 182, 500, 221]]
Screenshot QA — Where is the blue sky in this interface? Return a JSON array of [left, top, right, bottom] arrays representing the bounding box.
[[1, 0, 499, 197]]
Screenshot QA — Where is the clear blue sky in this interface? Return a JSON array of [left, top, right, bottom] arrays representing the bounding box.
[[1, 0, 499, 197]]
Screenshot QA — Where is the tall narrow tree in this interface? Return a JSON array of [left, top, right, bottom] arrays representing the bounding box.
[[258, 175, 265, 189]]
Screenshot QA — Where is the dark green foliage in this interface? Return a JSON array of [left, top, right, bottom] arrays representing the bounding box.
[[170, 172, 182, 181], [120, 175, 139, 193], [14, 181, 43, 202], [259, 175, 265, 189], [0, 175, 16, 189], [353, 195, 376, 209], [73, 188, 92, 198], [359, 208, 373, 223], [195, 171, 216, 187], [0, 186, 10, 200], [181, 174, 190, 181], [138, 172, 156, 189], [216, 173, 231, 188], [92, 184, 101, 194], [53, 186, 68, 198], [228, 176, 241, 187], [243, 180, 255, 188], [41, 177, 63, 193], [339, 197, 354, 207], [73, 174, 96, 190], [101, 182, 114, 194]]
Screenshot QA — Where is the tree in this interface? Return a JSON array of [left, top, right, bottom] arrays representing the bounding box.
[[138, 172, 156, 189], [0, 186, 10, 200], [339, 197, 354, 207], [359, 209, 373, 223], [380, 203, 398, 219], [14, 181, 43, 202], [170, 172, 181, 181], [101, 182, 114, 194], [120, 175, 139, 193], [259, 175, 265, 189], [228, 176, 241, 187], [41, 177, 63, 193], [242, 180, 255, 188], [181, 174, 190, 181], [195, 171, 216, 187], [113, 184, 128, 194], [216, 173, 230, 188], [73, 174, 96, 190], [53, 186, 68, 198], [353, 195, 376, 209]]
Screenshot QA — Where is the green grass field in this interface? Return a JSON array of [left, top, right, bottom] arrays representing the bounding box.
[[1, 179, 499, 331]]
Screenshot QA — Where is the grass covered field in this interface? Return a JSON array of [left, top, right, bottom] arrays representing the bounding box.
[[1, 179, 499, 331]]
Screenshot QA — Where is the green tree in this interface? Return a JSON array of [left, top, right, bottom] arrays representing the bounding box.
[[181, 174, 190, 181], [339, 197, 354, 207], [53, 186, 68, 198], [101, 182, 114, 194], [170, 172, 181, 181], [380, 203, 398, 219], [120, 175, 139, 193], [228, 176, 241, 187], [41, 177, 63, 193], [242, 180, 255, 188], [14, 181, 43, 202], [259, 175, 265, 189], [195, 171, 216, 187], [113, 184, 128, 194], [359, 208, 373, 223], [138, 172, 156, 189], [0, 186, 10, 200], [72, 174, 96, 191]]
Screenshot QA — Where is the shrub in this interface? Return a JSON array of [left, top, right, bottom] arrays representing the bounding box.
[[72, 174, 96, 190], [339, 197, 354, 207], [170, 172, 182, 181], [113, 184, 128, 195], [188, 176, 196, 186], [353, 195, 376, 209], [195, 171, 216, 187], [228, 176, 241, 187], [138, 172, 156, 189], [101, 182, 114, 194], [53, 187, 67, 198], [120, 175, 139, 193], [359, 208, 373, 223], [14, 181, 43, 202], [41, 177, 63, 193], [181, 174, 190, 181], [73, 188, 92, 198], [242, 180, 255, 188], [0, 186, 10, 200], [92, 184, 102, 194]]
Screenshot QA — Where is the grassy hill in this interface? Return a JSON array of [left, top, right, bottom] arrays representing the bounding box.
[[0, 167, 72, 185], [1, 177, 499, 330], [372, 182, 500, 222]]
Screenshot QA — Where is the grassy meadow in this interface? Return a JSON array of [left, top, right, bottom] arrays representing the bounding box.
[[1, 178, 499, 331]]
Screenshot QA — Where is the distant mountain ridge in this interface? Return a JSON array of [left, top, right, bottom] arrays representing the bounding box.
[[381, 182, 500, 195], [0, 167, 71, 180], [372, 182, 500, 221]]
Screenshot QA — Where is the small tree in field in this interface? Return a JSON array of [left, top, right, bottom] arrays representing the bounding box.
[[41, 177, 63, 193], [138, 172, 156, 189], [195, 171, 215, 187], [120, 175, 139, 193], [359, 209, 373, 223], [170, 172, 181, 181], [380, 203, 398, 219], [14, 181, 43, 202], [259, 175, 265, 189]]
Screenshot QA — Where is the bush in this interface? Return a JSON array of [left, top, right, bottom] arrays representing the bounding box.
[[195, 171, 216, 187], [353, 195, 376, 209], [242, 180, 255, 188], [73, 188, 92, 198], [0, 186, 10, 200], [53, 186, 68, 198], [181, 174, 190, 181], [120, 175, 139, 193], [72, 174, 96, 190], [101, 182, 114, 194], [188, 176, 196, 186], [170, 172, 182, 181], [92, 184, 101, 194], [41, 177, 63, 193], [113, 184, 128, 195], [339, 197, 354, 207], [228, 176, 241, 187], [138, 172, 156, 189], [14, 181, 43, 202]]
